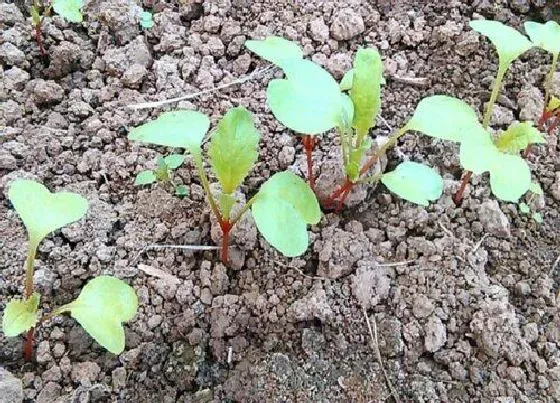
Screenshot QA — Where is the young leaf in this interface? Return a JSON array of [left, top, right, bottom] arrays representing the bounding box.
[[459, 132, 497, 175], [218, 193, 236, 220], [518, 202, 530, 214], [532, 212, 543, 223], [470, 20, 532, 67], [245, 36, 303, 68], [252, 172, 321, 257], [524, 21, 560, 55], [407, 96, 480, 142], [2, 293, 40, 337], [52, 0, 83, 23], [489, 153, 531, 202], [139, 11, 154, 29], [134, 170, 157, 186], [208, 107, 260, 194], [529, 182, 543, 195], [163, 154, 185, 170], [380, 162, 443, 206], [340, 68, 386, 91], [175, 185, 189, 197], [495, 122, 546, 154], [350, 48, 383, 136], [128, 110, 210, 155], [267, 59, 345, 135], [8, 180, 89, 249], [547, 96, 560, 112], [59, 276, 138, 355]]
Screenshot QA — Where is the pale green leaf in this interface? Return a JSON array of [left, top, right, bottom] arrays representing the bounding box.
[[62, 276, 138, 355], [245, 36, 303, 68], [218, 193, 236, 220], [2, 293, 40, 337], [495, 122, 546, 154], [470, 20, 532, 67], [525, 21, 560, 55], [175, 185, 189, 196], [267, 59, 344, 135], [163, 154, 185, 169], [407, 95, 480, 142], [340, 94, 354, 129], [252, 172, 320, 257], [134, 170, 157, 186], [458, 125, 497, 174], [350, 48, 383, 135], [140, 11, 154, 29], [381, 162, 443, 206], [128, 110, 210, 155], [547, 96, 560, 112], [52, 0, 83, 23], [208, 107, 260, 194], [532, 212, 543, 223], [9, 180, 88, 248], [489, 153, 531, 202], [340, 68, 386, 91], [519, 202, 530, 214], [529, 182, 543, 195]]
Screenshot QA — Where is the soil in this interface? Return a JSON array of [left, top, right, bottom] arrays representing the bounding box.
[[1, 0, 560, 402]]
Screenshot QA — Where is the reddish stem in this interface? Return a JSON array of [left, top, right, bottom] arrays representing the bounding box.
[[453, 171, 473, 206], [302, 135, 316, 191], [24, 328, 34, 362], [219, 220, 232, 264], [323, 178, 354, 211], [34, 22, 46, 57]]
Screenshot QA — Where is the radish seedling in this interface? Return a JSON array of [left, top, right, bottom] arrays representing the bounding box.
[[135, 154, 188, 196], [30, 0, 83, 57], [2, 180, 137, 361], [129, 106, 321, 263], [246, 37, 443, 210]]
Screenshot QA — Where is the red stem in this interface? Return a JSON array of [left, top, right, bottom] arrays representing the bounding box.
[[453, 171, 473, 206], [24, 329, 34, 362], [219, 220, 232, 264], [323, 178, 354, 211], [302, 135, 316, 191], [34, 21, 46, 57]]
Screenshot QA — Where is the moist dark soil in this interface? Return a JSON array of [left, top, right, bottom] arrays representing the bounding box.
[[1, 1, 559, 402]]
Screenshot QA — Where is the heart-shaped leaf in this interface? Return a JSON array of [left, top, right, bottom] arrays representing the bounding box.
[[59, 276, 138, 355], [470, 20, 532, 68], [407, 95, 480, 142], [128, 110, 210, 156], [459, 125, 498, 175], [489, 153, 531, 202], [9, 180, 89, 249], [208, 107, 260, 194], [52, 0, 83, 23], [252, 172, 321, 257], [2, 293, 40, 337], [245, 36, 303, 68], [381, 162, 443, 206], [525, 21, 560, 55], [495, 121, 546, 154], [267, 59, 345, 135]]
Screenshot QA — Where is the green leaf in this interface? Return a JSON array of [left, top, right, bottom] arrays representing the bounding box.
[[345, 137, 372, 182], [340, 68, 386, 91], [252, 172, 321, 257], [381, 162, 443, 206], [2, 293, 40, 337], [529, 182, 543, 195], [407, 95, 480, 142], [134, 170, 157, 186], [60, 276, 138, 355], [128, 110, 210, 155], [340, 94, 355, 129], [218, 193, 236, 220], [519, 202, 530, 214], [140, 11, 154, 29], [532, 212, 543, 223], [164, 154, 185, 170], [470, 20, 532, 67], [31, 5, 41, 26], [495, 122, 546, 154], [547, 96, 560, 112], [208, 107, 260, 194], [525, 21, 560, 55], [175, 185, 189, 197], [52, 0, 83, 23], [9, 180, 88, 249], [245, 36, 303, 68], [350, 48, 383, 136], [267, 59, 344, 135], [489, 153, 531, 202]]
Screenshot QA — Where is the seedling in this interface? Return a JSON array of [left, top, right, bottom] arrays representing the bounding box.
[[30, 0, 83, 57], [518, 182, 544, 223], [129, 106, 321, 263], [246, 37, 444, 210], [135, 154, 189, 196], [139, 11, 154, 29], [2, 180, 138, 361]]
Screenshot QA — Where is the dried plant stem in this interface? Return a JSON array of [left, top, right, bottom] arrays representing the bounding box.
[[453, 171, 472, 206], [362, 308, 401, 403]]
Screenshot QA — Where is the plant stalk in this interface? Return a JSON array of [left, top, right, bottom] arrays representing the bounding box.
[[192, 152, 222, 222], [23, 244, 37, 362], [543, 52, 558, 108], [219, 221, 232, 264], [302, 135, 316, 191], [453, 171, 473, 206], [482, 65, 507, 129], [34, 21, 46, 57]]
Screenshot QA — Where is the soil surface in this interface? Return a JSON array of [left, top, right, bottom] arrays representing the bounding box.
[[1, 0, 560, 402]]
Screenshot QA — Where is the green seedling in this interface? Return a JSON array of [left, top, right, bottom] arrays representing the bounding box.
[[246, 37, 443, 210], [30, 0, 83, 57], [139, 11, 154, 29], [524, 21, 560, 155], [129, 106, 321, 263], [2, 180, 137, 361], [518, 182, 544, 223], [135, 154, 188, 196]]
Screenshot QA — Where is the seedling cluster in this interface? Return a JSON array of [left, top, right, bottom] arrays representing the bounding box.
[[2, 180, 138, 361], [135, 154, 189, 196]]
